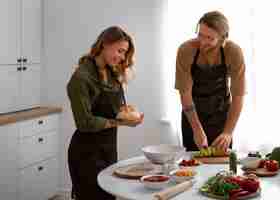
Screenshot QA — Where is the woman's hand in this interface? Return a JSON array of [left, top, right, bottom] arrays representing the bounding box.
[[117, 113, 144, 127], [193, 130, 208, 149], [211, 132, 232, 151]]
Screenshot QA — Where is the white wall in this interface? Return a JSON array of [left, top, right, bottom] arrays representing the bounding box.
[[42, 0, 178, 191]]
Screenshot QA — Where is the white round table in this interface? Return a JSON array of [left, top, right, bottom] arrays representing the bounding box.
[[98, 155, 279, 200]]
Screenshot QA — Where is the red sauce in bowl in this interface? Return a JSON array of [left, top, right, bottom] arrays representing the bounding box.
[[143, 175, 169, 182]]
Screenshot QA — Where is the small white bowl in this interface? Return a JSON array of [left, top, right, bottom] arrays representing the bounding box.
[[140, 175, 170, 190], [240, 157, 261, 169], [170, 168, 197, 183]]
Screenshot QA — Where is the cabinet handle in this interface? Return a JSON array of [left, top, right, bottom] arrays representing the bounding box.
[[38, 166, 44, 171], [23, 58, 27, 63], [22, 66, 27, 71], [38, 137, 43, 143], [38, 120, 43, 125], [17, 58, 22, 63], [17, 67, 22, 71]]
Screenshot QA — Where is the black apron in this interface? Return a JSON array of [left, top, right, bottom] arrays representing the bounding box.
[[181, 47, 230, 151], [68, 66, 125, 200]]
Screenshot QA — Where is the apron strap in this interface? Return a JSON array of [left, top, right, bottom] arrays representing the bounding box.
[[220, 47, 226, 65], [192, 49, 200, 65]]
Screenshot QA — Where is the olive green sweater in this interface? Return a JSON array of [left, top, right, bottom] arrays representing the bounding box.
[[67, 57, 120, 133]]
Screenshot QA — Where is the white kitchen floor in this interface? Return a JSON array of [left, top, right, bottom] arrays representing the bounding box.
[[48, 192, 127, 200]]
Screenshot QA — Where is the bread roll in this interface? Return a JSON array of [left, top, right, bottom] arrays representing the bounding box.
[[117, 105, 141, 121]]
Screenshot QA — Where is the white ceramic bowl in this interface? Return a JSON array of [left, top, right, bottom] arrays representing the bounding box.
[[240, 157, 261, 169], [170, 168, 197, 183], [142, 144, 185, 165], [140, 175, 170, 190]]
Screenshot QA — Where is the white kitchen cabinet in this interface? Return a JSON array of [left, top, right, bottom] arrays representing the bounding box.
[[0, 64, 41, 113], [19, 114, 59, 138], [0, 0, 20, 64], [19, 158, 59, 200], [18, 113, 60, 200], [0, 66, 21, 113], [0, 0, 41, 113], [0, 110, 61, 200], [19, 131, 58, 168], [22, 0, 41, 64], [19, 64, 41, 111], [0, 123, 19, 200], [0, 0, 41, 65]]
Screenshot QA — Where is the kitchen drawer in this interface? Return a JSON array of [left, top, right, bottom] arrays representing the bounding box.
[[19, 131, 58, 168], [19, 157, 59, 200], [19, 114, 59, 138]]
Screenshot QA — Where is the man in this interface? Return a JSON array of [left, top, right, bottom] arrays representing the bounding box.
[[175, 11, 245, 151]]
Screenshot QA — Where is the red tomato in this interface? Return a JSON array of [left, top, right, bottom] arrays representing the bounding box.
[[265, 160, 279, 172], [144, 175, 169, 182], [225, 176, 244, 186], [230, 190, 251, 200], [258, 159, 266, 168], [229, 188, 244, 196], [240, 178, 260, 193], [179, 159, 199, 166]]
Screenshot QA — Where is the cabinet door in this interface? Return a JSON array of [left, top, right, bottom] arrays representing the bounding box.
[[22, 0, 41, 64], [19, 158, 59, 200], [19, 131, 58, 168], [0, 66, 21, 113], [0, 123, 19, 200], [19, 64, 41, 110], [0, 0, 20, 64], [19, 114, 59, 138]]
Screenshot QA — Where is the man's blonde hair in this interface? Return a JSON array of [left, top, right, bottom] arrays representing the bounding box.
[[198, 11, 229, 42]]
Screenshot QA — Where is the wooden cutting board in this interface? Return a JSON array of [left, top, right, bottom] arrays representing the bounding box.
[[242, 167, 279, 177], [113, 162, 162, 179], [193, 156, 229, 164]]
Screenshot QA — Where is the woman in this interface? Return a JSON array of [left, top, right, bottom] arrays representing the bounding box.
[[67, 26, 143, 200], [175, 11, 245, 151]]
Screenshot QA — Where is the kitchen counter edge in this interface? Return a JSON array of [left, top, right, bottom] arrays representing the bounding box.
[[0, 106, 63, 126]]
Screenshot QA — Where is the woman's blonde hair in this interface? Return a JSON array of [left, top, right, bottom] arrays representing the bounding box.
[[197, 11, 229, 42], [79, 26, 135, 75]]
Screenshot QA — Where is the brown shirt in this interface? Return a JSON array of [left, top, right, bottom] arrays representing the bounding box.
[[175, 39, 246, 97]]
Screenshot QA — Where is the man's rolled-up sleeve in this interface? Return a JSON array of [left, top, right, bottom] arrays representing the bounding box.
[[175, 45, 193, 94], [229, 44, 246, 97]]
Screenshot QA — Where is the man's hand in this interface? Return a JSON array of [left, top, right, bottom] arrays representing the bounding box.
[[211, 132, 232, 151], [193, 130, 208, 149]]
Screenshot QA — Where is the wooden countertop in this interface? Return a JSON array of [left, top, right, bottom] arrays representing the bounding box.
[[0, 106, 63, 126]]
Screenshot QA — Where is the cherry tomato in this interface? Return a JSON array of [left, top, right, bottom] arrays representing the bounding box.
[[265, 160, 279, 172], [258, 159, 266, 168]]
